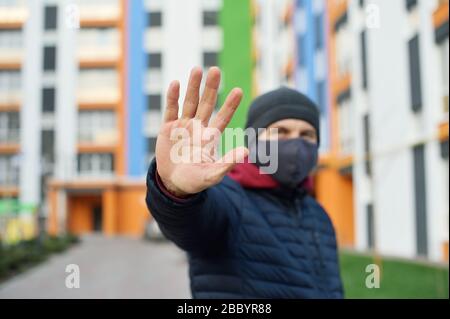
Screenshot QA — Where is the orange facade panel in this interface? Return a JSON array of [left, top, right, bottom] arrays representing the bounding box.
[[78, 102, 118, 110], [433, 1, 449, 29], [116, 187, 150, 237], [49, 179, 148, 237], [439, 121, 449, 141], [443, 241, 449, 262], [0, 186, 19, 197], [47, 189, 58, 236], [0, 103, 20, 112], [116, 0, 127, 177], [315, 168, 355, 247], [335, 73, 352, 98], [77, 144, 117, 154], [0, 61, 21, 70], [319, 153, 354, 170], [80, 19, 119, 28], [0, 21, 23, 29], [68, 195, 102, 235], [0, 144, 20, 154], [102, 188, 117, 236], [329, 0, 348, 26], [79, 59, 119, 69]]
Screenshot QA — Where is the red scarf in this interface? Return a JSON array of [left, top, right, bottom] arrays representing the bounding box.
[[227, 157, 314, 192]]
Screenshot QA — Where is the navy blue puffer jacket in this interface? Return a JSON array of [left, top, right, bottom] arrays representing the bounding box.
[[146, 159, 344, 299]]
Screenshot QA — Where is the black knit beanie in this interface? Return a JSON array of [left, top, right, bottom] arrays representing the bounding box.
[[245, 87, 320, 144]]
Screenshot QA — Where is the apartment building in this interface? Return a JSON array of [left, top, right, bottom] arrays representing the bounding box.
[[0, 0, 256, 238], [253, 0, 296, 94], [294, 0, 330, 152], [321, 0, 449, 262]]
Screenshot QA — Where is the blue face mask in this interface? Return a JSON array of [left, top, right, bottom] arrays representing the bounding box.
[[251, 138, 319, 189]]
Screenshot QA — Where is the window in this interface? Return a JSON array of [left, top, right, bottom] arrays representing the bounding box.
[[413, 144, 428, 256], [408, 34, 423, 112], [363, 114, 371, 176], [406, 0, 417, 11], [316, 81, 325, 113], [78, 110, 117, 144], [148, 53, 162, 69], [337, 97, 354, 155], [77, 153, 114, 177], [203, 11, 218, 26], [0, 155, 19, 186], [147, 137, 157, 155], [366, 203, 374, 249], [334, 11, 348, 32], [203, 52, 218, 68], [441, 139, 449, 160], [314, 14, 324, 50], [147, 94, 162, 111], [360, 30, 368, 90], [440, 39, 449, 113], [43, 46, 56, 71], [41, 129, 55, 165], [0, 112, 20, 144], [42, 87, 55, 113], [148, 12, 162, 27], [298, 35, 306, 66], [44, 6, 58, 30], [336, 23, 352, 77]]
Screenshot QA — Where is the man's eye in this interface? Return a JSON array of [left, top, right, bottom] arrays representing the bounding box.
[[301, 132, 314, 138]]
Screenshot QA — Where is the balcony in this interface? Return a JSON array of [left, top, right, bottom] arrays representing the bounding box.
[[0, 1, 27, 29], [0, 49, 22, 68], [77, 28, 120, 62], [77, 88, 120, 105], [77, 0, 122, 28], [0, 92, 21, 109], [77, 68, 120, 105]]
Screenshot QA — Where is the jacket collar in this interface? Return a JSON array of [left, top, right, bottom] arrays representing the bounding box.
[[227, 157, 311, 199]]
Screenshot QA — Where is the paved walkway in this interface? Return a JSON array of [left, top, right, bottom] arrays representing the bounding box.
[[0, 235, 191, 299]]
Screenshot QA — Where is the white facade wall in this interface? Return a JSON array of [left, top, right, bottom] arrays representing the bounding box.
[[143, 0, 223, 160], [20, 0, 44, 207], [350, 0, 448, 261], [255, 0, 295, 94]]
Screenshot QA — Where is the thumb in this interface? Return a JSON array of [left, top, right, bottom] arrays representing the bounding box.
[[205, 147, 249, 183]]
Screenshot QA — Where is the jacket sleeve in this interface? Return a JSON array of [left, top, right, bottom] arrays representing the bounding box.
[[145, 158, 239, 254]]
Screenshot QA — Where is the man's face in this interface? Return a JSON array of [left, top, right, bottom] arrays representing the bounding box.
[[258, 119, 318, 145]]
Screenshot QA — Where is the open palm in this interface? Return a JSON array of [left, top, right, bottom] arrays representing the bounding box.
[[156, 67, 248, 197]]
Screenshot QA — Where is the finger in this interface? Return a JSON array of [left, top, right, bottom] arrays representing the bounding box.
[[164, 81, 180, 123], [182, 67, 203, 118], [207, 146, 249, 181], [196, 67, 221, 126], [210, 88, 243, 132]]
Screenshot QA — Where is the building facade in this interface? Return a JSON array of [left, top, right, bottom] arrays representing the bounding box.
[[0, 0, 448, 261], [0, 0, 254, 238], [320, 0, 449, 262]]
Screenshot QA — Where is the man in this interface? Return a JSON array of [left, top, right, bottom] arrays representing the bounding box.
[[146, 67, 343, 299]]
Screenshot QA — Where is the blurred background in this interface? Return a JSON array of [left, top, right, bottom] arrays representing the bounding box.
[[0, 0, 448, 298]]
